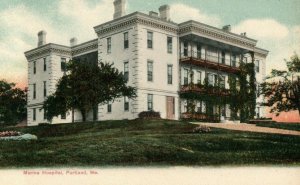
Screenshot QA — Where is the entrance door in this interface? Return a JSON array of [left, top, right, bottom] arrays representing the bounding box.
[[166, 96, 175, 119]]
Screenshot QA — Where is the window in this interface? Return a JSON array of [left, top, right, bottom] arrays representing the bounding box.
[[197, 101, 202, 113], [231, 54, 236, 67], [167, 36, 172, 53], [221, 51, 226, 64], [219, 76, 225, 89], [43, 81, 47, 97], [43, 109, 47, 120], [147, 61, 153, 82], [184, 69, 189, 85], [183, 42, 188, 56], [147, 94, 153, 111], [196, 71, 202, 85], [256, 107, 260, 118], [255, 60, 260, 72], [124, 62, 129, 82], [167, 65, 173, 84], [207, 73, 214, 86], [221, 105, 226, 117], [43, 58, 46, 71], [124, 32, 129, 49], [33, 83, 36, 99], [33, 108, 36, 121], [33, 61, 36, 74], [107, 102, 112, 113], [124, 97, 129, 111], [256, 83, 260, 97], [214, 74, 218, 86], [197, 44, 201, 59], [61, 58, 66, 72], [147, 31, 153, 49], [107, 37, 111, 53], [61, 112, 66, 119]]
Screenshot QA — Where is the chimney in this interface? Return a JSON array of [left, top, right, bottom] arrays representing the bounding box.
[[159, 5, 170, 21], [113, 0, 126, 19], [240, 32, 247, 37], [37, 30, 47, 47], [222, 25, 231, 32], [70, 37, 78, 47], [149, 11, 159, 18]]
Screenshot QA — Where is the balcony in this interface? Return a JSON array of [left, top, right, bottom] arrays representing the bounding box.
[[180, 51, 240, 74], [181, 112, 220, 122], [180, 84, 231, 97]]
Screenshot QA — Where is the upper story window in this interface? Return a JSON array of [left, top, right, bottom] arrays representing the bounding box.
[[124, 32, 129, 49], [219, 75, 225, 88], [33, 61, 36, 74], [231, 54, 237, 67], [43, 58, 46, 71], [147, 31, 153, 49], [147, 61, 153, 82], [207, 73, 215, 86], [197, 71, 202, 85], [43, 81, 47, 97], [61, 58, 66, 72], [33, 83, 36, 99], [183, 42, 188, 56], [167, 65, 173, 85], [255, 60, 260, 73], [197, 44, 201, 59], [124, 62, 129, 82], [147, 94, 153, 111], [167, 36, 172, 53], [221, 51, 226, 64], [107, 37, 111, 53], [124, 97, 129, 111], [183, 69, 189, 85]]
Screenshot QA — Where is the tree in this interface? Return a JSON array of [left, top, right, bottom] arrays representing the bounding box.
[[260, 53, 300, 116], [43, 60, 137, 122], [0, 80, 27, 125]]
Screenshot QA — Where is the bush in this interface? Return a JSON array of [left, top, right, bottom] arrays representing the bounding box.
[[192, 125, 211, 133], [138, 111, 161, 119]]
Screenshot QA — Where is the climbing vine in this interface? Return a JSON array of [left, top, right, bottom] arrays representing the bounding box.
[[180, 54, 257, 122]]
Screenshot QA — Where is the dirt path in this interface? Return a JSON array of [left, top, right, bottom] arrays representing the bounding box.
[[195, 123, 300, 136]]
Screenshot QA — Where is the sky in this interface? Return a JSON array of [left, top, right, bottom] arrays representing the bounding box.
[[0, 0, 299, 88]]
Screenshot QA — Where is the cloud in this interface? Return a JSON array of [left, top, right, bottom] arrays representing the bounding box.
[[58, 0, 114, 42], [233, 19, 300, 74], [232, 19, 289, 40], [170, 3, 221, 26]]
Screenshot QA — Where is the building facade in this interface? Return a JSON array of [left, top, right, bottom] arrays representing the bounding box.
[[24, 0, 268, 126]]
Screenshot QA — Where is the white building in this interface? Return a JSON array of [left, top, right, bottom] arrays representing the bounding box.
[[24, 0, 268, 126]]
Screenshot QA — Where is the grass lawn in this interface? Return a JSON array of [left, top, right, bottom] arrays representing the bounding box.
[[0, 120, 300, 167], [256, 122, 300, 131]]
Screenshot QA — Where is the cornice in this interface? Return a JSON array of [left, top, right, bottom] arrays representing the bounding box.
[[254, 47, 269, 58], [179, 21, 257, 51], [71, 39, 98, 56], [24, 44, 71, 61], [94, 12, 179, 36]]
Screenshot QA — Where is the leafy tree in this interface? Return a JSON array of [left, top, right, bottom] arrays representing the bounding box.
[[0, 80, 27, 125], [261, 53, 300, 116], [43, 60, 137, 122]]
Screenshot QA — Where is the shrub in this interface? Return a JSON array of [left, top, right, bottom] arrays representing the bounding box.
[[192, 125, 211, 133], [138, 111, 161, 119]]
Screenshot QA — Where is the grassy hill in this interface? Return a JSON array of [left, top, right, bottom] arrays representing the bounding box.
[[0, 120, 299, 167]]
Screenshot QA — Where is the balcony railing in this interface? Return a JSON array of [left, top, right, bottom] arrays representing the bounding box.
[[180, 84, 231, 97], [181, 112, 220, 122], [180, 50, 240, 74]]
